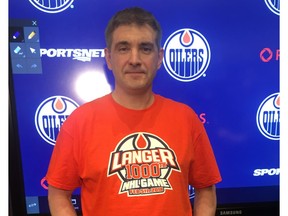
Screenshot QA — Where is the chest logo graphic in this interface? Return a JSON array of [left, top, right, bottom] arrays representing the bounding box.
[[108, 132, 181, 197]]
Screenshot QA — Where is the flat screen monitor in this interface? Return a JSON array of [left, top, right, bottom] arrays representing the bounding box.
[[9, 1, 279, 215]]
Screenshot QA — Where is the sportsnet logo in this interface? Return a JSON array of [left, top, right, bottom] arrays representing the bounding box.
[[108, 132, 181, 197], [35, 96, 79, 145], [256, 93, 280, 140], [29, 0, 75, 13], [163, 28, 211, 82], [40, 48, 105, 62]]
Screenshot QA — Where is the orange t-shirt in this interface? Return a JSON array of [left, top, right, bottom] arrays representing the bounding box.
[[46, 94, 221, 216]]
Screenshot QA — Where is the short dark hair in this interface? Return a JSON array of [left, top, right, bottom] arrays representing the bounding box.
[[105, 7, 162, 50]]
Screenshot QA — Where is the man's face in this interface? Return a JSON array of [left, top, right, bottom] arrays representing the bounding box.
[[105, 24, 163, 94]]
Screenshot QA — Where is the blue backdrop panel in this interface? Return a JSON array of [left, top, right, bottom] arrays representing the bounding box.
[[9, 0, 279, 214]]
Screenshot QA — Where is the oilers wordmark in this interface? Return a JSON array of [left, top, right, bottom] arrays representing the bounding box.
[[168, 48, 204, 76], [261, 110, 280, 135], [41, 114, 69, 141]]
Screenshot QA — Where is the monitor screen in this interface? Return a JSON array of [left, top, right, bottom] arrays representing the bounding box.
[[9, 0, 279, 215]]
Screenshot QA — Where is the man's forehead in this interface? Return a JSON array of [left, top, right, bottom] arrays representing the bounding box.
[[111, 24, 156, 44]]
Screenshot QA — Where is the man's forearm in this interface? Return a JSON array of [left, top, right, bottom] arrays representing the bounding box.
[[193, 185, 217, 216], [48, 185, 77, 216]]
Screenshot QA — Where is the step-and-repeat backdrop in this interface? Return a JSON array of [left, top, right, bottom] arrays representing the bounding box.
[[9, 0, 279, 214]]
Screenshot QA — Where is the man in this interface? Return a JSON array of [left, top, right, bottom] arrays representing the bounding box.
[[46, 7, 222, 216]]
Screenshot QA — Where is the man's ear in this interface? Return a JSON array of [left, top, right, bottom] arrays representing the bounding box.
[[157, 48, 164, 70], [104, 48, 112, 70]]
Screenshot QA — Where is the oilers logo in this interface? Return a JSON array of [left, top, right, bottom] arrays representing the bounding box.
[[108, 132, 181, 197], [264, 0, 280, 15], [256, 93, 280, 140], [163, 28, 211, 82], [35, 96, 79, 145], [29, 0, 74, 13]]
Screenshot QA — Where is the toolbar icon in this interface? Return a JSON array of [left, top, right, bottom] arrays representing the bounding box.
[[9, 27, 24, 42], [24, 27, 39, 42], [28, 31, 36, 40], [13, 31, 20, 39], [14, 46, 22, 54], [10, 43, 26, 58], [30, 47, 36, 54], [25, 43, 40, 58]]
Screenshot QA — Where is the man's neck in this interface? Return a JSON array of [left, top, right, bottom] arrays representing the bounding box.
[[111, 90, 155, 110]]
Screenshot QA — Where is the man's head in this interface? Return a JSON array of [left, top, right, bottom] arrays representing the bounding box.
[[104, 7, 164, 99], [105, 7, 162, 50]]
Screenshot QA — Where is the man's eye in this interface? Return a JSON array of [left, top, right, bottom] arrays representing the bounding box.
[[141, 46, 152, 54], [118, 47, 129, 53]]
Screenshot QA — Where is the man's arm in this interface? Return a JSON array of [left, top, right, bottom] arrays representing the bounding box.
[[193, 185, 217, 216], [48, 185, 77, 216]]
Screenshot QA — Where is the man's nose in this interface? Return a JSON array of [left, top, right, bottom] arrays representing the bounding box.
[[129, 49, 141, 66]]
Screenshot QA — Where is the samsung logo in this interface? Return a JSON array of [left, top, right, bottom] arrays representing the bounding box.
[[220, 210, 242, 215]]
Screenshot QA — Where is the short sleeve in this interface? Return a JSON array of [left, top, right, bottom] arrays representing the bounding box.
[[188, 117, 222, 188], [45, 119, 82, 190]]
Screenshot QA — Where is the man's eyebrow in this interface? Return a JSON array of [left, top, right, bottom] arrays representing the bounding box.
[[140, 42, 154, 47], [113, 41, 155, 49], [115, 41, 130, 47]]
